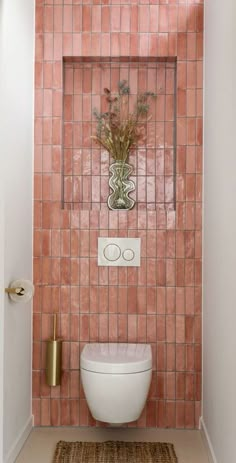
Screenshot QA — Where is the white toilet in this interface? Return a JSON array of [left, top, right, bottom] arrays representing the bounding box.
[[80, 343, 152, 425]]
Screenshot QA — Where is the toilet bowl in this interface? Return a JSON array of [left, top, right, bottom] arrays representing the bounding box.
[[80, 343, 152, 425]]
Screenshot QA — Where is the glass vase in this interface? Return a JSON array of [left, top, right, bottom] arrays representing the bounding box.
[[108, 161, 135, 210]]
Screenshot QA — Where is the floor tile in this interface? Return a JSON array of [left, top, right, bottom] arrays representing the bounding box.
[[15, 427, 210, 463]]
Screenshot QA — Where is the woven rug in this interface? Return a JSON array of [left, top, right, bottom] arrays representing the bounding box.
[[52, 441, 178, 463]]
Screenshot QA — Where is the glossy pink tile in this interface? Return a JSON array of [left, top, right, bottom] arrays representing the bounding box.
[[34, 0, 202, 429]]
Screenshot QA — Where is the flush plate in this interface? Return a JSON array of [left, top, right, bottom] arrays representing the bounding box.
[[98, 238, 141, 267]]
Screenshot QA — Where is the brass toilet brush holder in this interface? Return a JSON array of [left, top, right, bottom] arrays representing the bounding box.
[[46, 313, 62, 386]]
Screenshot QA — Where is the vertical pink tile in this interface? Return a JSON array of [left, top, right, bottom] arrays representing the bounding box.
[[139, 6, 149, 32], [176, 316, 185, 343], [90, 313, 99, 341], [101, 33, 110, 56], [157, 373, 165, 400], [70, 314, 79, 341], [156, 343, 166, 373], [147, 315, 156, 343], [156, 288, 165, 315], [32, 371, 40, 398], [127, 287, 137, 314], [118, 315, 127, 342], [166, 401, 176, 428], [149, 34, 158, 57], [70, 400, 79, 426], [185, 259, 195, 286], [98, 286, 109, 313], [137, 287, 146, 314], [166, 315, 176, 343], [79, 399, 89, 426], [79, 287, 89, 313], [150, 5, 159, 33], [176, 344, 185, 373], [186, 345, 194, 372], [111, 33, 120, 56], [44, 6, 53, 33], [41, 398, 50, 426], [185, 373, 194, 400], [176, 372, 185, 400], [69, 343, 79, 371], [166, 287, 175, 315], [102, 6, 110, 33], [61, 370, 70, 398], [35, 62, 43, 89], [81, 33, 91, 56], [36, 6, 43, 33], [53, 34, 62, 60], [157, 401, 166, 428], [82, 6, 91, 32], [99, 314, 108, 342], [159, 5, 168, 32], [166, 373, 176, 400], [121, 6, 130, 32], [33, 342, 41, 370], [54, 6, 63, 32], [111, 6, 120, 32], [137, 315, 147, 343], [146, 401, 156, 427], [35, 34, 43, 61], [195, 344, 202, 372], [147, 287, 156, 314], [185, 401, 195, 429], [109, 314, 118, 342], [33, 399, 41, 426], [128, 315, 137, 342], [117, 287, 127, 314], [130, 34, 138, 56], [60, 399, 70, 426], [176, 402, 185, 429], [44, 33, 53, 61], [195, 401, 201, 429]]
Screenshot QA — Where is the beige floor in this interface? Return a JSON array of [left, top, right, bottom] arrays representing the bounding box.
[[15, 427, 211, 463]]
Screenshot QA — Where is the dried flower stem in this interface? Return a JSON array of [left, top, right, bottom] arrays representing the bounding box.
[[92, 80, 156, 162]]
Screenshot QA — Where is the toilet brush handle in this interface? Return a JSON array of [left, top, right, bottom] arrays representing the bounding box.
[[53, 313, 57, 341]]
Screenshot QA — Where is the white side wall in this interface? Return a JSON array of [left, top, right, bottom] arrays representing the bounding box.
[[203, 1, 236, 462], [0, 1, 34, 462]]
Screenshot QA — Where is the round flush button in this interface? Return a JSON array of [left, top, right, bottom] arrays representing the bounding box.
[[123, 248, 135, 261], [104, 244, 121, 261]]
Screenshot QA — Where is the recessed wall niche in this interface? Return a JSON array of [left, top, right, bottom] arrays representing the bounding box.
[[62, 57, 176, 211]]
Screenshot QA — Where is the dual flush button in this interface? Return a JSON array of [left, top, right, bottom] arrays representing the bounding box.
[[98, 238, 140, 267], [104, 244, 135, 262]]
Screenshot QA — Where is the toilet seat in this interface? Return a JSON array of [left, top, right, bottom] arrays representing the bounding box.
[[81, 343, 152, 374]]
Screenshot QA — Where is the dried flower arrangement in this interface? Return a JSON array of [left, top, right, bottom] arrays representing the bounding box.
[[91, 80, 156, 163]]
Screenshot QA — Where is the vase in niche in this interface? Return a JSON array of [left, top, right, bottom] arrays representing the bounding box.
[[107, 160, 135, 211]]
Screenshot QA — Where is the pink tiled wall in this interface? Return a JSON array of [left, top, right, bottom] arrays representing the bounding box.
[[33, 0, 203, 428]]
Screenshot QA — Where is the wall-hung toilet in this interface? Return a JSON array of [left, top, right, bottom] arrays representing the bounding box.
[[80, 343, 152, 425]]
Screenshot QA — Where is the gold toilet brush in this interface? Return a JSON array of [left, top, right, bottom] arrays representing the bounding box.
[[46, 313, 62, 386]]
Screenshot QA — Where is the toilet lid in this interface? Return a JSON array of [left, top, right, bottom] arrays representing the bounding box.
[[80, 343, 152, 374]]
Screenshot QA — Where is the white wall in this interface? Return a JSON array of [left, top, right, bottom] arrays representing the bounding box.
[[0, 1, 34, 462], [203, 1, 236, 462]]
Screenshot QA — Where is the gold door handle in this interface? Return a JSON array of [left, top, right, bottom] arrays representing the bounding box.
[[5, 287, 25, 296]]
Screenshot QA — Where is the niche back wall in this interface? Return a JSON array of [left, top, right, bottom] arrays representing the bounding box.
[[33, 0, 203, 428]]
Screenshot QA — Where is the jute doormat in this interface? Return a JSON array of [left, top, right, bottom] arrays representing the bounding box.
[[52, 441, 178, 463]]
